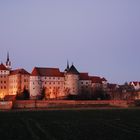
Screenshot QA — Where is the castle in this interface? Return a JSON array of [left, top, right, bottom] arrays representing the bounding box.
[[0, 53, 108, 99]]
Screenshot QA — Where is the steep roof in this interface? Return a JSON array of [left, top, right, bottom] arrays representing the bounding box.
[[90, 76, 102, 84], [31, 67, 64, 77], [79, 73, 90, 80], [102, 77, 107, 82], [0, 63, 9, 70], [10, 69, 30, 75], [67, 65, 79, 75]]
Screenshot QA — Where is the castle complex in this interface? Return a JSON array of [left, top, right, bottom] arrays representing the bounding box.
[[0, 53, 109, 99]]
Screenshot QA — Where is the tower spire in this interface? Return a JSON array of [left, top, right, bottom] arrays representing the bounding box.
[[64, 60, 70, 72], [7, 52, 9, 61], [5, 51, 11, 70], [67, 60, 69, 70]]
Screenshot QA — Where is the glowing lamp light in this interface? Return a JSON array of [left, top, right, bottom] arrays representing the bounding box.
[[0, 92, 4, 99]]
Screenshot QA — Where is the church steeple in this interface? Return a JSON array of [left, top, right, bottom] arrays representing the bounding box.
[[67, 60, 69, 70], [64, 60, 70, 72], [5, 52, 11, 70], [7, 52, 9, 61]]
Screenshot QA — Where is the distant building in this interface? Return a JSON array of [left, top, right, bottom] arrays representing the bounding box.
[[30, 67, 65, 99], [9, 69, 30, 95], [0, 63, 10, 98], [29, 63, 108, 99], [0, 53, 108, 99], [129, 82, 140, 91]]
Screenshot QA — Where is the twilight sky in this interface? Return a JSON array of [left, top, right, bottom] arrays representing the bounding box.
[[0, 0, 140, 84]]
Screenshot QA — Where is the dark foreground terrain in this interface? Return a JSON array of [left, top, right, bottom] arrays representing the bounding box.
[[0, 109, 140, 140]]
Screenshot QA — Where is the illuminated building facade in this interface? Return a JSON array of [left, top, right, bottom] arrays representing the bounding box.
[[0, 54, 107, 99]]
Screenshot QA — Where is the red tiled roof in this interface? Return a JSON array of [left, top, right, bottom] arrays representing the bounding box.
[[0, 63, 8, 70], [67, 65, 79, 75], [31, 67, 64, 77], [10, 69, 30, 75], [90, 76, 102, 84], [79, 73, 90, 80]]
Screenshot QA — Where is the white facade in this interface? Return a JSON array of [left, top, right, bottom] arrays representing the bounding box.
[[0, 69, 10, 99], [30, 76, 66, 99], [65, 74, 79, 95], [30, 76, 42, 99]]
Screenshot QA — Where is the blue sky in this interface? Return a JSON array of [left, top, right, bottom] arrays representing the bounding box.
[[0, 0, 140, 84]]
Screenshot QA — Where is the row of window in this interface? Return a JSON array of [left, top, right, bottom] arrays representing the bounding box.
[[81, 82, 89, 85], [33, 81, 62, 85], [0, 70, 8, 73], [33, 86, 61, 90], [9, 86, 29, 89], [43, 77, 61, 80], [9, 79, 28, 83], [0, 81, 6, 84], [0, 75, 7, 78], [0, 86, 7, 89]]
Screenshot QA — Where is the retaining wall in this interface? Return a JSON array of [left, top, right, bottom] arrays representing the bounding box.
[[13, 100, 129, 109], [0, 101, 13, 110]]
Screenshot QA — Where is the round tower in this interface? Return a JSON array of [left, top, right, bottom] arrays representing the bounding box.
[[65, 64, 79, 95], [30, 67, 42, 99]]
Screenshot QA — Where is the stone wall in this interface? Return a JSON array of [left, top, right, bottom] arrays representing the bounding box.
[[0, 101, 13, 110], [13, 100, 130, 109]]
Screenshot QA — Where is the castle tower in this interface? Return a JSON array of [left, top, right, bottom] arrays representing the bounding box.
[[5, 52, 12, 70], [65, 64, 79, 95], [64, 60, 70, 72], [30, 67, 43, 99]]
